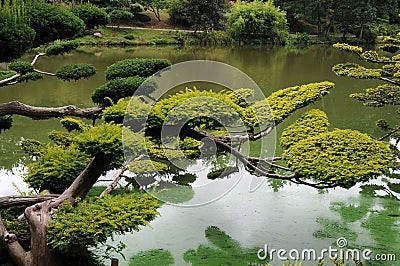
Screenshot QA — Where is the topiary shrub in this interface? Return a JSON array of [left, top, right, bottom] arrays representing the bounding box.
[[92, 76, 157, 105], [70, 3, 110, 30], [8, 61, 34, 73], [105, 58, 171, 80], [27, 1, 85, 46], [45, 40, 79, 56], [56, 64, 97, 81], [24, 145, 91, 193]]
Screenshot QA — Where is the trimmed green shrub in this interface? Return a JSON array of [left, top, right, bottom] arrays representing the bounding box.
[[27, 1, 85, 45], [70, 3, 110, 29], [47, 192, 160, 252], [105, 58, 171, 80], [16, 72, 44, 83], [92, 76, 157, 105], [24, 145, 91, 193], [8, 61, 34, 73], [45, 40, 79, 56], [56, 64, 97, 82], [282, 129, 393, 188]]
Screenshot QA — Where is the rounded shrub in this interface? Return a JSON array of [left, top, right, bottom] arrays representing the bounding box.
[[92, 76, 157, 105], [56, 64, 97, 82], [105, 58, 171, 80], [70, 3, 110, 29], [8, 61, 34, 73], [45, 40, 79, 56]]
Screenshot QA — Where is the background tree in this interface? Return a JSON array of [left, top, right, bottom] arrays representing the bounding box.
[[0, 0, 35, 62], [185, 0, 229, 33], [69, 3, 110, 30], [228, 0, 289, 44], [138, 0, 168, 21], [26, 1, 85, 46]]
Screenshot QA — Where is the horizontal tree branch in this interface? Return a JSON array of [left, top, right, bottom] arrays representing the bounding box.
[[0, 101, 103, 119], [0, 195, 59, 209]]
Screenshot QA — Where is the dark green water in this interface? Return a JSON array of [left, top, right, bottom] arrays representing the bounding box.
[[0, 45, 399, 265]]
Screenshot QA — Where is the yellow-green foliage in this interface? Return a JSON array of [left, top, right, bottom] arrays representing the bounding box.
[[103, 97, 152, 126], [20, 139, 46, 157], [128, 160, 168, 175], [75, 123, 122, 157], [392, 54, 400, 61], [361, 50, 389, 62], [280, 109, 329, 148], [60, 117, 89, 132], [282, 129, 393, 188], [24, 144, 91, 193], [145, 137, 200, 160], [350, 84, 400, 107], [0, 70, 17, 80], [122, 127, 146, 158], [47, 131, 76, 147], [148, 87, 251, 128], [250, 82, 334, 125], [47, 192, 161, 252], [102, 98, 129, 124], [332, 63, 382, 79], [333, 43, 363, 54]]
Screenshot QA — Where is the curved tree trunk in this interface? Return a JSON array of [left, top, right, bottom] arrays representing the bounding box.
[[0, 154, 112, 266]]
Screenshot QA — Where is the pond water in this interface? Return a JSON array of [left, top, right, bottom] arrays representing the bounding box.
[[0, 45, 399, 265]]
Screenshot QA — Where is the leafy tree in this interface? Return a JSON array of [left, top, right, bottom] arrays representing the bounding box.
[[0, 0, 35, 61], [138, 0, 168, 21], [26, 1, 85, 46], [185, 0, 229, 33], [228, 0, 289, 44], [167, 0, 190, 26], [332, 40, 400, 193], [69, 3, 110, 29]]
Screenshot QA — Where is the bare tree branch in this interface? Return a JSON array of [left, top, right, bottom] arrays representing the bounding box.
[[0, 195, 59, 209], [100, 154, 148, 198], [0, 101, 103, 119]]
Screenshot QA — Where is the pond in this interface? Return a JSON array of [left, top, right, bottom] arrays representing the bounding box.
[[0, 45, 399, 266]]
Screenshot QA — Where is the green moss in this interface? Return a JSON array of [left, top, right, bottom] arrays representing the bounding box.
[[183, 226, 266, 265], [129, 249, 174, 266]]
